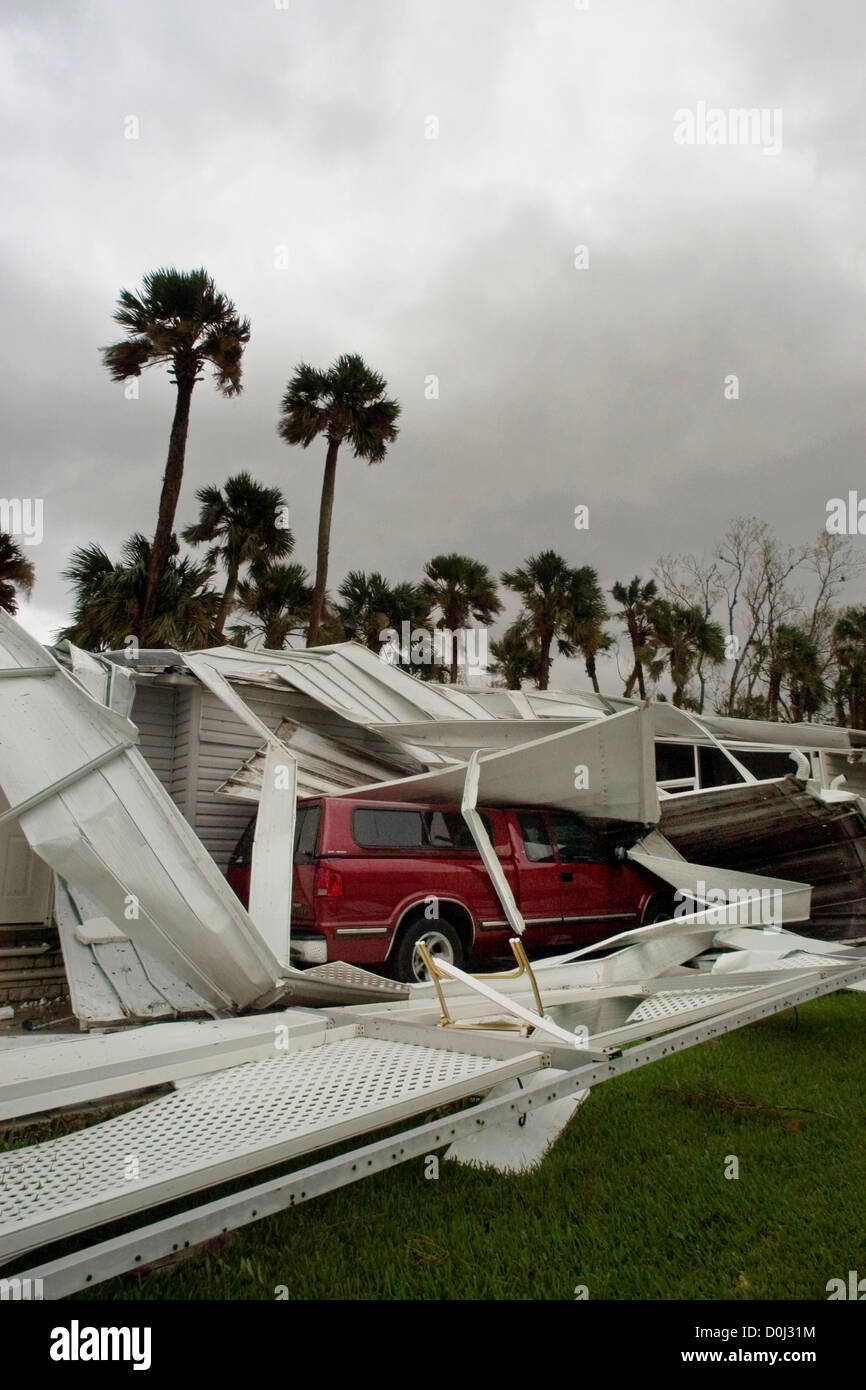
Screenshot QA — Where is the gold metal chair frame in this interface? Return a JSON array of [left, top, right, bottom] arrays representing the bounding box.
[[418, 936, 545, 1033]]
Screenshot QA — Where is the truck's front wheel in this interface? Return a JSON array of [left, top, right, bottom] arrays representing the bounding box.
[[393, 918, 465, 984], [641, 892, 678, 926]]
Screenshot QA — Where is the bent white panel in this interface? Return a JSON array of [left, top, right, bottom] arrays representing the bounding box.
[[461, 750, 526, 936], [627, 849, 811, 925], [248, 744, 296, 969], [0, 614, 285, 1011], [336, 706, 659, 824]]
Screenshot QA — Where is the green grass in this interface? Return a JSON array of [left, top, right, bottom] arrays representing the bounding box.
[[6, 993, 866, 1300]]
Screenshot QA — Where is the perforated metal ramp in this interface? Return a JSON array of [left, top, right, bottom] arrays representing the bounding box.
[[747, 950, 843, 971], [591, 960, 861, 1049], [626, 986, 748, 1024], [0, 1028, 544, 1262], [298, 960, 410, 1001]]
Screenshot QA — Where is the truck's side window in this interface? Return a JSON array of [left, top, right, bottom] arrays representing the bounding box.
[[425, 811, 457, 846], [517, 812, 555, 863], [353, 809, 423, 847], [548, 811, 598, 863], [351, 807, 495, 851], [423, 810, 495, 848]]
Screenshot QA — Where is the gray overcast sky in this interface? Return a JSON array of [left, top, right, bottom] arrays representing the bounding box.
[[2, 0, 865, 690]]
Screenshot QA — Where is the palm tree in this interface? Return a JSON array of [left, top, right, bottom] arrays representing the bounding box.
[[564, 566, 610, 694], [767, 624, 825, 722], [832, 607, 866, 728], [645, 600, 725, 709], [337, 571, 398, 650], [421, 553, 503, 684], [102, 268, 250, 641], [729, 692, 771, 720], [60, 534, 221, 651], [611, 577, 658, 699], [336, 571, 429, 652], [182, 473, 293, 634], [490, 621, 536, 690], [390, 582, 431, 632], [277, 354, 401, 646], [0, 534, 35, 615], [232, 561, 314, 650], [500, 550, 577, 691]]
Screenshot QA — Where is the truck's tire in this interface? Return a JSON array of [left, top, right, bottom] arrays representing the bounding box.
[[393, 916, 465, 984], [641, 892, 678, 926]]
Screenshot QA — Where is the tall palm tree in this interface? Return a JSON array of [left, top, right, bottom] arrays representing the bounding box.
[[611, 577, 658, 699], [182, 473, 293, 634], [102, 268, 250, 641], [0, 534, 35, 615], [60, 534, 221, 651], [277, 354, 401, 647], [501, 550, 577, 691], [565, 566, 610, 694], [232, 561, 314, 650], [490, 620, 536, 690], [645, 599, 725, 709], [421, 553, 503, 684]]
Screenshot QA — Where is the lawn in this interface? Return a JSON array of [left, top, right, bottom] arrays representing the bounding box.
[[6, 991, 866, 1300]]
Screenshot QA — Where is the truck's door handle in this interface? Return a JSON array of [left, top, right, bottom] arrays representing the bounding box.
[[561, 871, 573, 882]]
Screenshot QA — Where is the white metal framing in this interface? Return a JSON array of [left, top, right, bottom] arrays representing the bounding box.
[[10, 954, 866, 1298], [460, 749, 527, 938], [248, 744, 297, 968], [0, 1030, 545, 1262], [0, 1013, 331, 1122]]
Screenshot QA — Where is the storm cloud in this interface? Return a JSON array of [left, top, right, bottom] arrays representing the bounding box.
[[2, 0, 864, 689]]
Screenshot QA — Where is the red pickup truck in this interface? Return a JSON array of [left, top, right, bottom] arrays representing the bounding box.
[[227, 795, 673, 983]]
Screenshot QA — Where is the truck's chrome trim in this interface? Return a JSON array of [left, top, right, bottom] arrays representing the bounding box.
[[562, 912, 636, 924], [334, 927, 390, 936]]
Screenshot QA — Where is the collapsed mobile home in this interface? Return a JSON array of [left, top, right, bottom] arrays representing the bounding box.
[[1, 610, 866, 1296]]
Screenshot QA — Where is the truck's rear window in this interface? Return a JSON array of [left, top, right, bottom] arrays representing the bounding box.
[[294, 804, 321, 861], [351, 808, 492, 850], [229, 804, 321, 868]]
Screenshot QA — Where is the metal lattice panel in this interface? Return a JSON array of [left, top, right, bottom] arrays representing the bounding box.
[[757, 951, 846, 971], [626, 986, 749, 1024], [0, 1036, 536, 1260], [303, 961, 409, 995]]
